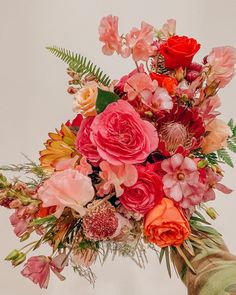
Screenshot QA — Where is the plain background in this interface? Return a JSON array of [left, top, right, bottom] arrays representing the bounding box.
[[0, 0, 236, 294]]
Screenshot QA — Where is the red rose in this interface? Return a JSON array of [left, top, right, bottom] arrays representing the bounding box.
[[120, 164, 164, 215], [160, 35, 200, 69]]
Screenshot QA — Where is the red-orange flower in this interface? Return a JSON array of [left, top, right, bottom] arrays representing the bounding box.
[[144, 198, 190, 248], [150, 72, 178, 94]]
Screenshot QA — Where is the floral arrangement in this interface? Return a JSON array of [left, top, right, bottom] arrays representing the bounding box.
[[1, 15, 236, 291]]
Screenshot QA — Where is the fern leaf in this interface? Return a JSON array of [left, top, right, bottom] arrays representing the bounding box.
[[46, 46, 111, 86], [217, 148, 234, 167], [228, 118, 234, 129], [228, 140, 236, 153]]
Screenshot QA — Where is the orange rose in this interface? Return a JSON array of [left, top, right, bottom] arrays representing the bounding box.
[[144, 198, 190, 248], [201, 118, 232, 154]]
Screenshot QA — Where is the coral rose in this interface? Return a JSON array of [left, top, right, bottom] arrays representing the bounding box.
[[144, 198, 190, 248], [202, 118, 232, 154], [120, 164, 164, 214], [73, 82, 98, 117], [160, 35, 200, 69], [90, 100, 158, 165]]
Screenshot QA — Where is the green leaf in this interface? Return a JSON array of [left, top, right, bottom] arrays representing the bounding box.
[[46, 46, 111, 86], [217, 148, 234, 167], [228, 118, 234, 129], [165, 247, 171, 278], [96, 88, 119, 113], [225, 284, 236, 293], [32, 215, 57, 225], [159, 248, 165, 263], [228, 140, 236, 153], [193, 224, 221, 237]]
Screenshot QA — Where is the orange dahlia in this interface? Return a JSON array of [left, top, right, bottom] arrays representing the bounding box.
[[39, 124, 80, 171]]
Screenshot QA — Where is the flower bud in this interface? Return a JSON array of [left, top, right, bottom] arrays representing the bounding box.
[[20, 232, 30, 242], [12, 253, 26, 267], [197, 159, 208, 169], [5, 249, 20, 261], [206, 207, 218, 220], [175, 67, 185, 82]]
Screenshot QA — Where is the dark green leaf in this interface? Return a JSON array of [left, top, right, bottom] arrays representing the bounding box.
[[159, 248, 165, 263], [96, 88, 119, 113], [228, 118, 234, 129], [165, 247, 171, 278]]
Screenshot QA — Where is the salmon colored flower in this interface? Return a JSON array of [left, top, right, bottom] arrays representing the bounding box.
[[159, 19, 176, 40], [150, 72, 178, 95], [37, 169, 95, 218], [73, 81, 98, 117], [201, 118, 232, 154], [206, 46, 236, 88], [144, 198, 190, 248]]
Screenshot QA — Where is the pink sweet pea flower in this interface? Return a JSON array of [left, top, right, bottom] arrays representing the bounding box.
[[54, 155, 79, 171], [124, 73, 155, 101], [206, 46, 236, 88], [21, 255, 66, 289], [126, 21, 156, 61], [99, 15, 130, 57], [161, 154, 205, 208], [37, 169, 94, 218], [97, 161, 138, 197], [159, 19, 176, 40], [203, 168, 233, 202]]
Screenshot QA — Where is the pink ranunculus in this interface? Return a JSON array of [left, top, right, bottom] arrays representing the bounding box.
[[21, 255, 66, 289], [99, 15, 130, 57], [37, 169, 94, 218], [201, 118, 232, 154], [90, 100, 158, 165], [161, 154, 205, 209], [207, 46, 236, 88], [76, 117, 101, 165], [126, 21, 156, 61], [120, 164, 164, 215], [124, 73, 155, 101], [203, 168, 233, 202], [159, 19, 176, 40], [97, 161, 138, 197]]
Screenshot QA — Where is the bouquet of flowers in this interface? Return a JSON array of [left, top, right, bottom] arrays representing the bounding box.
[[1, 15, 236, 294]]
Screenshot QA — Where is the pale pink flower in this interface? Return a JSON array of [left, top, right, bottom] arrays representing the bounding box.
[[207, 46, 236, 88], [37, 169, 94, 218], [161, 154, 205, 208], [97, 161, 138, 197], [159, 19, 176, 40], [111, 213, 133, 242], [55, 155, 79, 171], [76, 156, 93, 176], [126, 21, 156, 61], [201, 118, 232, 154], [21, 255, 66, 289], [196, 94, 221, 123], [141, 86, 173, 112], [99, 15, 130, 57], [124, 73, 155, 101]]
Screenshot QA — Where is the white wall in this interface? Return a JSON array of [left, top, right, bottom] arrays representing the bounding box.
[[0, 0, 236, 294]]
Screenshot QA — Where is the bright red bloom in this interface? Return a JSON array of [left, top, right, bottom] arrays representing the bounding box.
[[160, 36, 200, 69], [65, 114, 83, 127], [36, 205, 56, 218], [156, 105, 205, 156], [120, 163, 164, 215], [150, 72, 178, 94]]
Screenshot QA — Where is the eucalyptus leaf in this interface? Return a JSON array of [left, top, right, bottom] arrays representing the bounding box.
[[96, 88, 120, 113]]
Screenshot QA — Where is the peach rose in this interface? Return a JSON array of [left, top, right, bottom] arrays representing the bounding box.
[[201, 118, 232, 154], [144, 198, 190, 248], [73, 82, 98, 117]]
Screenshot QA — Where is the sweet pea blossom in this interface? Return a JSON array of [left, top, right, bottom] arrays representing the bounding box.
[[206, 46, 236, 88], [159, 19, 176, 40], [161, 154, 205, 208]]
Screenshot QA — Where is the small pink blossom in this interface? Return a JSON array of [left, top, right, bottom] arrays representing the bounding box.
[[161, 154, 205, 208], [76, 156, 93, 176], [97, 161, 138, 197], [126, 21, 156, 61], [99, 15, 130, 57], [159, 19, 176, 40], [203, 168, 233, 202], [124, 73, 155, 101], [207, 46, 236, 88], [55, 155, 79, 171], [196, 94, 221, 123], [21, 255, 66, 289], [37, 169, 94, 218]]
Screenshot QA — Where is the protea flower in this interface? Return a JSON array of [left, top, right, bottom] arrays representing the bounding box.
[[156, 105, 205, 156], [39, 124, 80, 172]]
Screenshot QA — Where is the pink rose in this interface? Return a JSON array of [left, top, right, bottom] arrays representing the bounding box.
[[76, 117, 101, 165], [37, 169, 94, 218], [120, 164, 164, 214], [90, 100, 158, 165], [207, 46, 236, 88]]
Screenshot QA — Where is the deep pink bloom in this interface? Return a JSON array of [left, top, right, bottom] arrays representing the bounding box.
[[99, 15, 130, 57], [37, 169, 94, 218], [207, 46, 236, 88], [161, 154, 205, 208], [21, 255, 66, 289], [97, 161, 138, 197], [76, 117, 101, 165], [90, 100, 158, 165], [126, 21, 156, 61], [65, 114, 83, 127], [203, 168, 233, 202], [120, 164, 164, 215]]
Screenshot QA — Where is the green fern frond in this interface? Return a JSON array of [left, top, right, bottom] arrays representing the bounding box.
[[46, 46, 111, 86], [217, 148, 234, 168]]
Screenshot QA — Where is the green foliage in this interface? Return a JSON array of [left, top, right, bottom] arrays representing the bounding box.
[[192, 149, 218, 166], [217, 148, 234, 168], [96, 88, 119, 113], [46, 46, 111, 86]]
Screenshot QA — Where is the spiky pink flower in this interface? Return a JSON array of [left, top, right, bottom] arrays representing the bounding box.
[[161, 154, 205, 208], [82, 201, 118, 241]]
